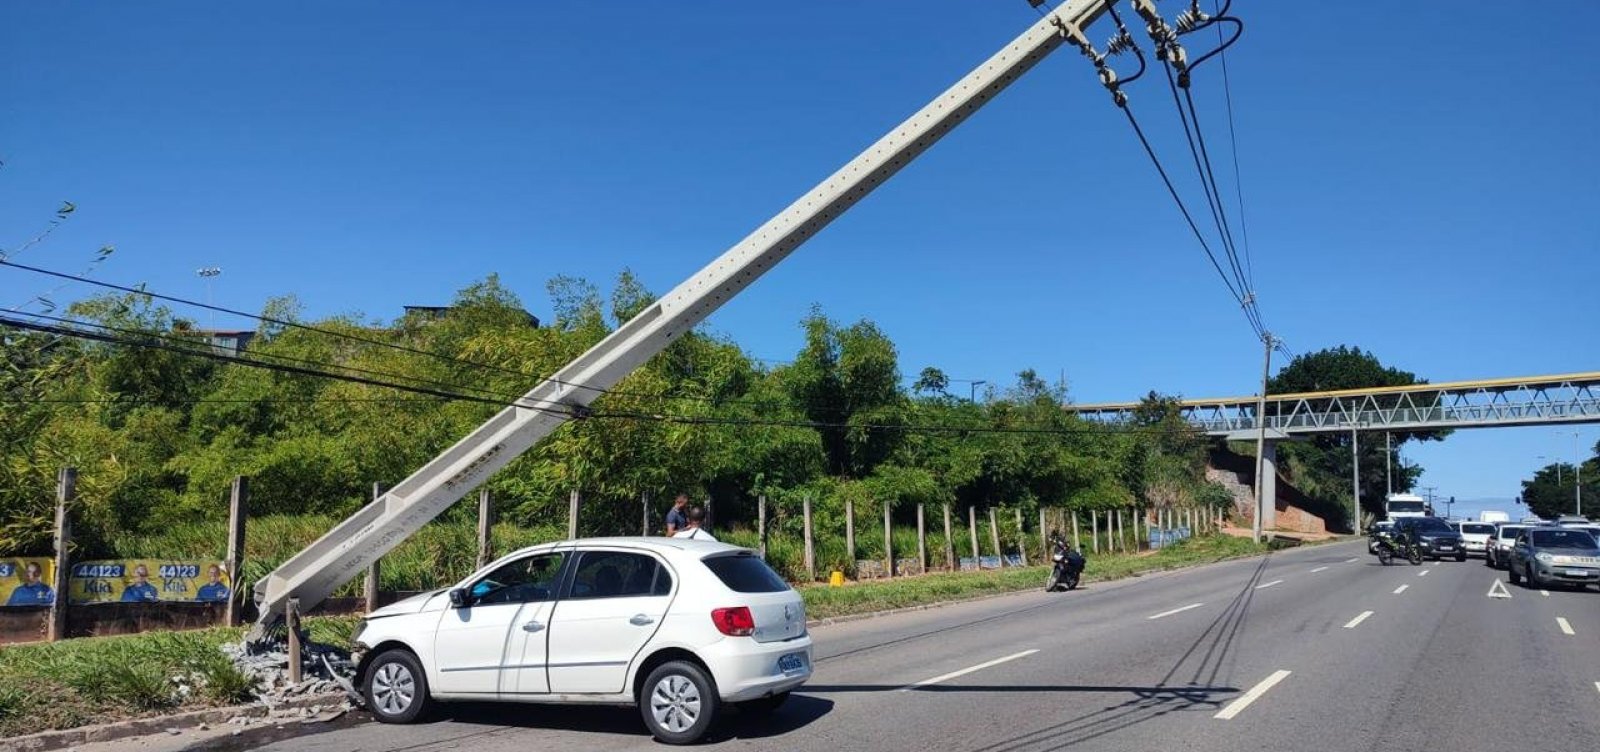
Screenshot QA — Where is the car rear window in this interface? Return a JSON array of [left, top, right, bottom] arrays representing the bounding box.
[[1497, 526, 1527, 540], [1531, 529, 1598, 549], [702, 554, 790, 593], [1460, 524, 1494, 535]]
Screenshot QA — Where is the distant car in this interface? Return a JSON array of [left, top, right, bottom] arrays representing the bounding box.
[[1456, 521, 1496, 558], [1367, 520, 1396, 555], [1487, 524, 1529, 569], [1554, 515, 1592, 527], [1394, 517, 1465, 561], [1507, 527, 1600, 590], [350, 537, 812, 744]]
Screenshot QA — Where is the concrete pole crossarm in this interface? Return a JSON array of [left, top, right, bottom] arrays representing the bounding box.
[[246, 0, 1115, 636]]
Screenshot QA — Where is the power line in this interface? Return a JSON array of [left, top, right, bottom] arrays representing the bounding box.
[[2, 314, 1193, 439], [1214, 0, 1254, 291], [4, 309, 542, 407], [0, 258, 837, 413]]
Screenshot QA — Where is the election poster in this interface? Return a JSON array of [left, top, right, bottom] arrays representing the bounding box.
[[0, 558, 57, 607], [68, 560, 232, 605]]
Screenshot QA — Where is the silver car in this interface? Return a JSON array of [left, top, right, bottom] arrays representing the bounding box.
[[1507, 527, 1600, 590], [1486, 524, 1529, 570]]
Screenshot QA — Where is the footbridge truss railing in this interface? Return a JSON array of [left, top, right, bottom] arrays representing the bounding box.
[[1066, 371, 1600, 439]]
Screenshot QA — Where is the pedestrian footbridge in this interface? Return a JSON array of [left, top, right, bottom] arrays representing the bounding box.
[[1066, 370, 1600, 442]]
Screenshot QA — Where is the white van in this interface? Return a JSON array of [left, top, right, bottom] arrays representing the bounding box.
[[1478, 511, 1509, 524]]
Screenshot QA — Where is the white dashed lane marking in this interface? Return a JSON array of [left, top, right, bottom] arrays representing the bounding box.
[[1343, 611, 1374, 629], [1311, 566, 1329, 573], [1254, 580, 1283, 590], [899, 650, 1039, 691], [1214, 670, 1293, 720], [1148, 603, 1205, 620], [1393, 585, 1409, 594], [1558, 617, 1575, 636]]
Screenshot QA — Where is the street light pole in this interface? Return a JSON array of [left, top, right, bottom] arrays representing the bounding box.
[[1251, 334, 1275, 544], [196, 266, 221, 330], [969, 380, 987, 403], [1576, 431, 1584, 517], [1385, 432, 1392, 498]]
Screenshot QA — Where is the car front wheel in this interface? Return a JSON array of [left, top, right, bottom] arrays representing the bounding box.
[[365, 649, 430, 724], [1508, 565, 1521, 585], [641, 660, 719, 745]]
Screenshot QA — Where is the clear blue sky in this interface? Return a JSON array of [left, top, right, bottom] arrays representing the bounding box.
[[3, 1, 1596, 510]]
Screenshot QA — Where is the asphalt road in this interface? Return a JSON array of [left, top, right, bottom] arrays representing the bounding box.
[[191, 541, 1600, 751]]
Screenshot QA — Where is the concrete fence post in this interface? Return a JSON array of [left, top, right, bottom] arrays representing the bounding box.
[[568, 489, 581, 540], [845, 497, 856, 568], [943, 503, 955, 571], [758, 494, 768, 561], [917, 503, 927, 573], [365, 482, 385, 613], [1091, 510, 1100, 554], [1071, 509, 1080, 551], [476, 488, 494, 570], [968, 506, 980, 566], [1016, 507, 1029, 566], [802, 494, 816, 581], [988, 507, 1004, 567], [225, 476, 248, 627], [49, 467, 75, 642], [883, 499, 893, 577]]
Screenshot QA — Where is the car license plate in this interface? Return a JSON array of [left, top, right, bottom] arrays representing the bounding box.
[[778, 653, 806, 674], [1561, 569, 1596, 578]]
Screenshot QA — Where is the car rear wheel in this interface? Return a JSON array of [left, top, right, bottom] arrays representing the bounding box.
[[641, 660, 719, 745], [364, 649, 430, 724]]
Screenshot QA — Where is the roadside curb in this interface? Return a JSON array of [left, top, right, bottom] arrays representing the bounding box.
[[804, 539, 1355, 629], [0, 693, 348, 752]]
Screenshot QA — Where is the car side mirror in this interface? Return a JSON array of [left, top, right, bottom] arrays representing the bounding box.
[[448, 588, 471, 609]]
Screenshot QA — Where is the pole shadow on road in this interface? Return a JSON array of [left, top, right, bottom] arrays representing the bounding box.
[[809, 555, 1273, 751], [400, 694, 834, 744]]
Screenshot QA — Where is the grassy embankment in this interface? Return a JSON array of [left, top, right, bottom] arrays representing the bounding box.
[[0, 534, 1267, 738]]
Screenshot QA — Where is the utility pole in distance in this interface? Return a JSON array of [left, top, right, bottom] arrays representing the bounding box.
[[1251, 334, 1275, 544]]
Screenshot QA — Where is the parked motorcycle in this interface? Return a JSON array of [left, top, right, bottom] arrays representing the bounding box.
[[1373, 530, 1423, 566], [1045, 532, 1086, 591]]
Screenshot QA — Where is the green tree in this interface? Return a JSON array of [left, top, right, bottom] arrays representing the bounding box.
[[1268, 346, 1443, 521]]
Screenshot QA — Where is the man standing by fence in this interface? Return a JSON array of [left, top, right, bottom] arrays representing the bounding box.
[[664, 493, 690, 536], [672, 507, 718, 542]]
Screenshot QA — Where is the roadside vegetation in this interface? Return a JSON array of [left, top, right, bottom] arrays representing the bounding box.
[[3, 272, 1241, 576], [0, 535, 1264, 739]]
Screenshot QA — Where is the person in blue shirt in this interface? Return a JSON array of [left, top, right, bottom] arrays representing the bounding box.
[[121, 564, 161, 602], [664, 494, 690, 536], [5, 562, 54, 606], [196, 564, 230, 603]]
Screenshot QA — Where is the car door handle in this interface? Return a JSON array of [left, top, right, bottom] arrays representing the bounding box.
[[629, 614, 655, 626], [522, 620, 544, 632]]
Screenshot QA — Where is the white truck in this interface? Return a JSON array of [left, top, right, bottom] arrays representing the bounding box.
[[1385, 493, 1431, 519], [1478, 510, 1510, 524]]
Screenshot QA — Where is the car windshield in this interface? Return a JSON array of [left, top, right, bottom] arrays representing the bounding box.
[[1530, 529, 1598, 549], [702, 553, 790, 593], [1460, 523, 1495, 535], [1497, 526, 1527, 540], [1409, 518, 1452, 532], [1388, 501, 1425, 513]]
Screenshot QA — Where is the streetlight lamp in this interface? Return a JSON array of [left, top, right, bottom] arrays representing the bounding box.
[[968, 380, 987, 403], [196, 266, 221, 329], [1538, 455, 1561, 485]]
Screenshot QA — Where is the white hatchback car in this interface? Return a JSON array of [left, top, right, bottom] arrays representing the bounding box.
[[350, 537, 812, 744]]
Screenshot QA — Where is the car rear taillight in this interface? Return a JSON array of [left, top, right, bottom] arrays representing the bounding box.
[[711, 606, 755, 637]]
